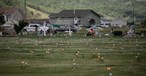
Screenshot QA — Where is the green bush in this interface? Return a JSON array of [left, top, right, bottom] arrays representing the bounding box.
[[0, 13, 5, 26], [143, 19, 146, 26], [14, 20, 28, 34]]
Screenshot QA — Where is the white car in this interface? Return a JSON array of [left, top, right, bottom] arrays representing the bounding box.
[[23, 23, 49, 32]]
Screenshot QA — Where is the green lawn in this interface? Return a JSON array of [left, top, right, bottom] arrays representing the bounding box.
[[0, 35, 146, 76]]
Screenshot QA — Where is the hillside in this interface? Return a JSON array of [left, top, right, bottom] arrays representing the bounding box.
[[0, 0, 48, 19], [26, 6, 48, 19], [0, 0, 146, 22], [23, 0, 146, 22]]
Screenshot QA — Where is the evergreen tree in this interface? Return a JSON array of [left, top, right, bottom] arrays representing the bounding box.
[[143, 19, 146, 26], [0, 13, 5, 26]]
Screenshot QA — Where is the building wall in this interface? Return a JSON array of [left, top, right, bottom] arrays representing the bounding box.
[[50, 18, 74, 25], [111, 20, 127, 27], [100, 20, 111, 25]]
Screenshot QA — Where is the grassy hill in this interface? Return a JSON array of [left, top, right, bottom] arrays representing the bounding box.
[[0, 0, 48, 19], [22, 0, 146, 22], [0, 0, 146, 22], [26, 6, 48, 19]]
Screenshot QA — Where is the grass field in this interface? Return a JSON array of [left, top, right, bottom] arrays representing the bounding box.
[[0, 34, 146, 76]]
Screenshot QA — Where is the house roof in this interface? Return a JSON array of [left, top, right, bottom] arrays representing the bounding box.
[[0, 7, 16, 15], [49, 10, 101, 18], [0, 7, 25, 16], [0, 7, 26, 20]]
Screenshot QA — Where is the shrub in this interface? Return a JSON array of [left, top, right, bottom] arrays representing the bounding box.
[[14, 20, 28, 34], [0, 14, 5, 26]]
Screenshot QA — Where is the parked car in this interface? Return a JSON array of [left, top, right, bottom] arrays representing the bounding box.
[[22, 23, 49, 34], [23, 23, 40, 32]]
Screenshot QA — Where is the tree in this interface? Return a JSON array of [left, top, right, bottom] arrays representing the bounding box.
[[143, 19, 146, 26], [140, 19, 146, 28], [14, 20, 28, 34], [144, 20, 146, 26], [0, 13, 5, 27]]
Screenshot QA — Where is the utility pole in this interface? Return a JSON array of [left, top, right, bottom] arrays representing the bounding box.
[[24, 0, 27, 19], [73, 1, 76, 16], [130, 0, 135, 24], [73, 1, 76, 26]]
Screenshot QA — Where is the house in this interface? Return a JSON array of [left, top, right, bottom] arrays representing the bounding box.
[[49, 10, 101, 27], [0, 7, 25, 26], [0, 7, 25, 36], [110, 19, 127, 27]]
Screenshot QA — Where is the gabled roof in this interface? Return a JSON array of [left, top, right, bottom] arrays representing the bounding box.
[[0, 7, 16, 15], [49, 10, 101, 18]]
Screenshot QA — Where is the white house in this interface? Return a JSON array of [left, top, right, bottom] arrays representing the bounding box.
[[49, 10, 101, 26]]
